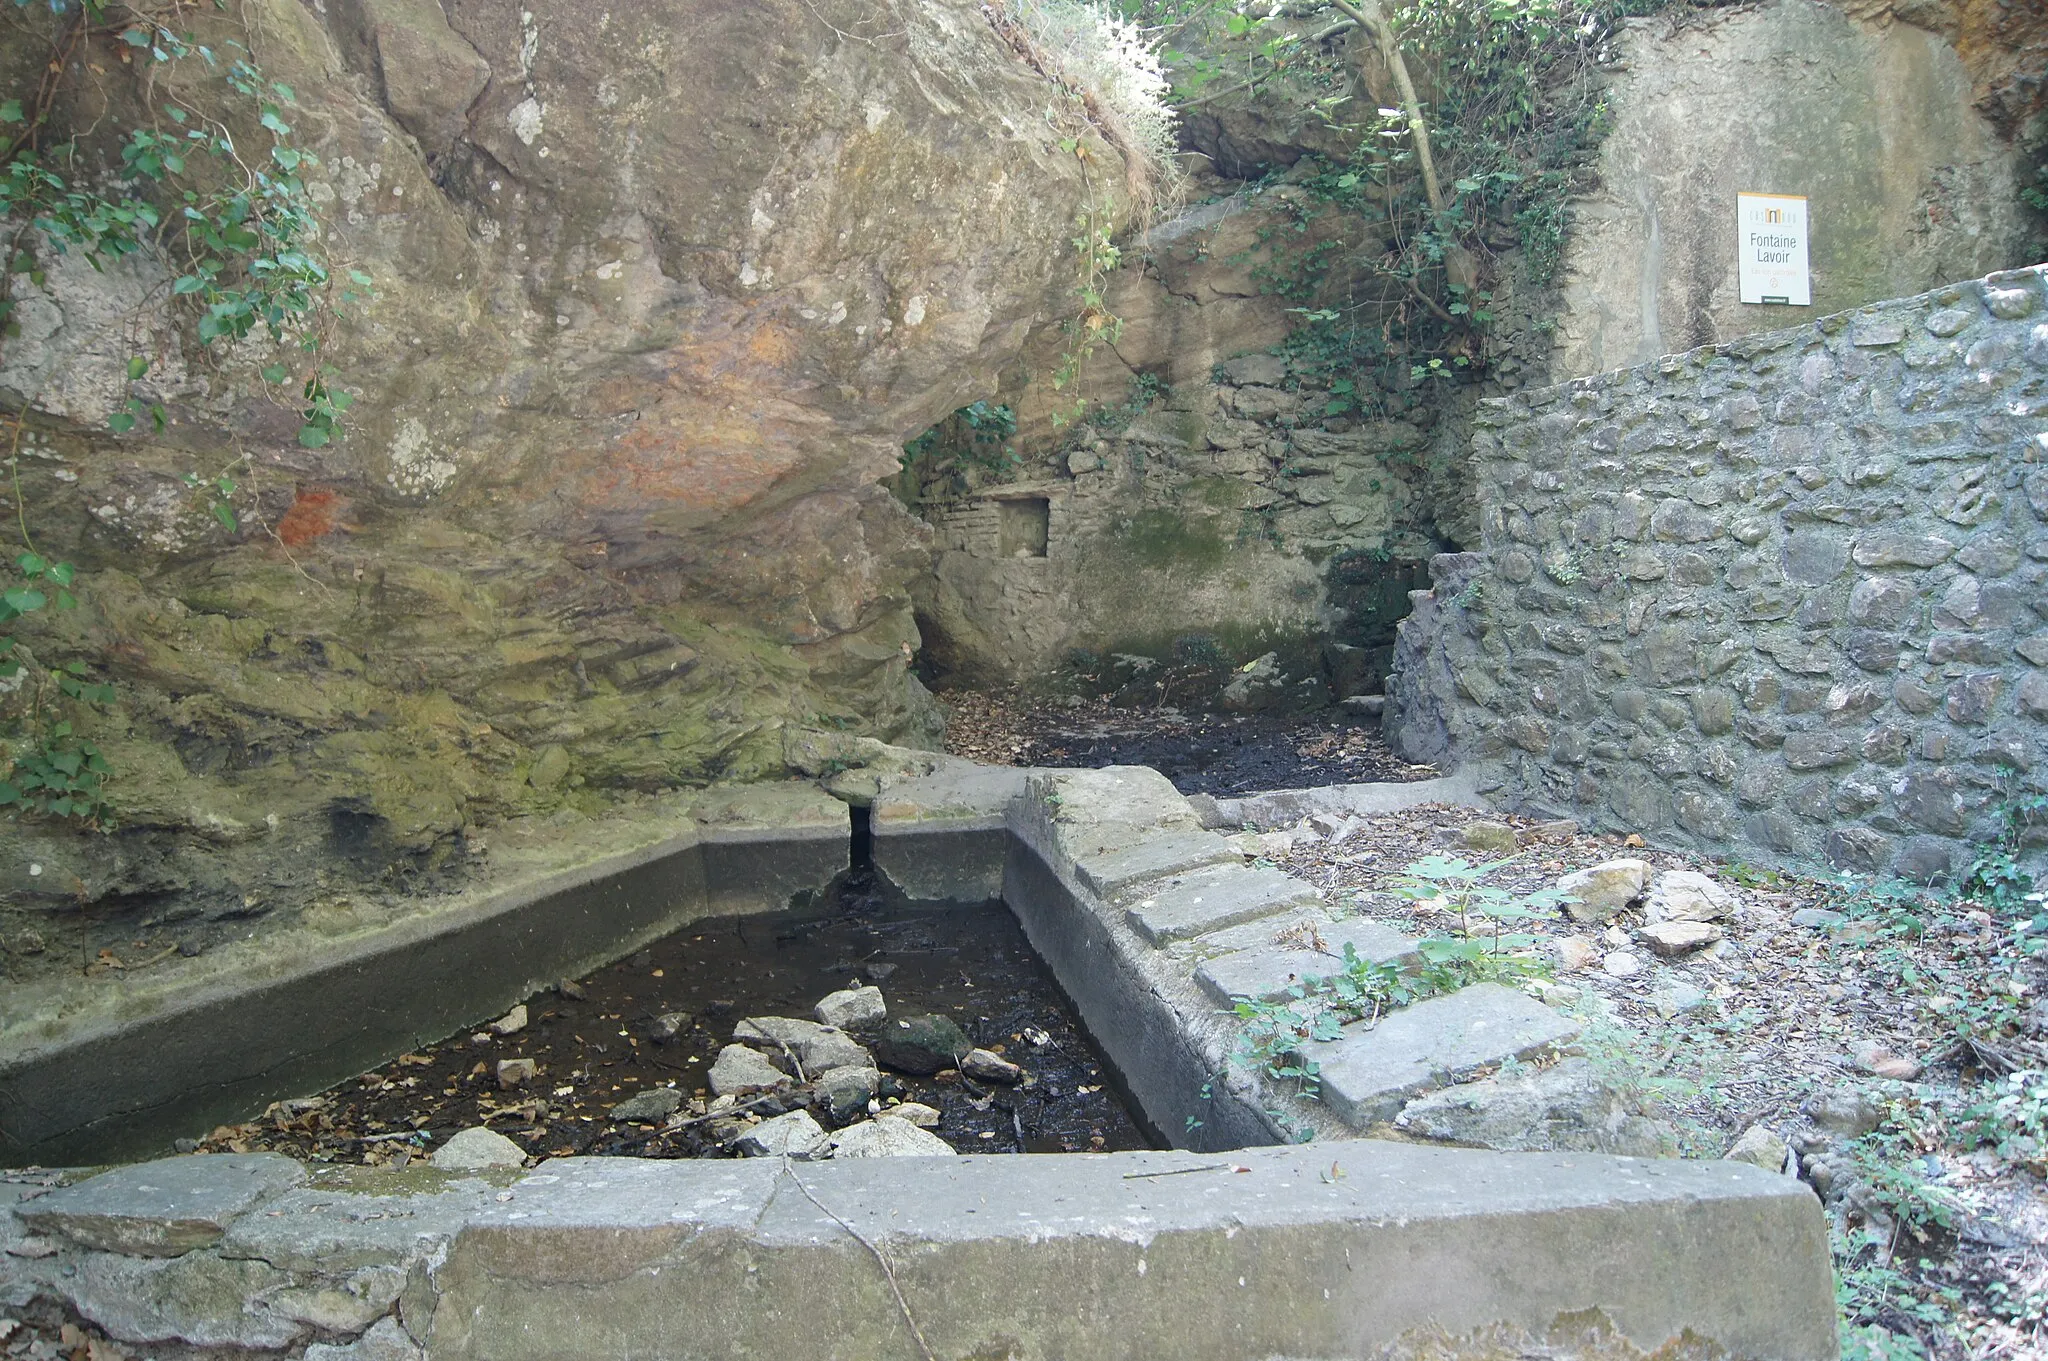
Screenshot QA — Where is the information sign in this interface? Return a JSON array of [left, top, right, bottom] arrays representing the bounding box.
[[1737, 192, 1810, 306]]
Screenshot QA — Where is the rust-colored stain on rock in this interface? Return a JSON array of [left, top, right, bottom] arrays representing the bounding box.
[[276, 489, 344, 547]]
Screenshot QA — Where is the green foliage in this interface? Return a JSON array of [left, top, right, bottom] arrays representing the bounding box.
[[1960, 1069, 2048, 1176], [0, 720, 111, 821], [1961, 783, 2046, 915], [2, 0, 361, 823], [1050, 200, 1125, 428], [898, 400, 1021, 503]]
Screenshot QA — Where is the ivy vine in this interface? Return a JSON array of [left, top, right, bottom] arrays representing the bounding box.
[[1, 0, 362, 823]]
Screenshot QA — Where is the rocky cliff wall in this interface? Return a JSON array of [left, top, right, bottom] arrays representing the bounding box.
[[0, 0, 1118, 958], [1386, 263, 2048, 883], [1550, 0, 2037, 380]]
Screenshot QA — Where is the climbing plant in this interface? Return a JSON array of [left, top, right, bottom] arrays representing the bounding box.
[[1, 0, 362, 823], [1150, 0, 1684, 391]]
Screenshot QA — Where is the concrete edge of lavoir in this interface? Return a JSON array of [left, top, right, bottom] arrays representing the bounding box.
[[0, 814, 850, 1167], [0, 1144, 1838, 1360]]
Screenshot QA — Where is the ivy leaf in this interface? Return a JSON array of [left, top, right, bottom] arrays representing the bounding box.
[[0, 99, 23, 124], [3, 587, 46, 613], [120, 27, 152, 46], [126, 355, 148, 380], [108, 410, 137, 433], [259, 108, 291, 137], [297, 424, 331, 448], [261, 363, 288, 384], [211, 503, 238, 532]]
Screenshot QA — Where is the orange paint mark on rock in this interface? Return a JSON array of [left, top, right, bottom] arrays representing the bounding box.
[[276, 489, 344, 547]]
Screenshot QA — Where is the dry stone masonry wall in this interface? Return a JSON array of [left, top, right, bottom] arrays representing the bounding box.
[[1386, 265, 2048, 883]]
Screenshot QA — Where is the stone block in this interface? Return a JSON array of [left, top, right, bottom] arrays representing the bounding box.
[[17, 1155, 306, 1257], [1304, 984, 1581, 1129], [1193, 918, 1421, 1006], [1852, 532, 1957, 568], [1075, 830, 1241, 898], [1125, 862, 1320, 945], [435, 1147, 1836, 1360]]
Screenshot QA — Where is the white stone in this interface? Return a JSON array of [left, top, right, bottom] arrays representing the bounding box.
[[1558, 860, 1652, 922], [1645, 870, 1734, 923], [825, 1119, 957, 1158], [430, 1127, 528, 1171], [735, 1110, 828, 1157], [488, 1004, 528, 1036], [814, 986, 887, 1031], [709, 1044, 788, 1096], [883, 1102, 942, 1128], [1724, 1124, 1791, 1174], [1602, 951, 1642, 978]]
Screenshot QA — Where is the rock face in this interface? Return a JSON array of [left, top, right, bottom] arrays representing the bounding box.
[[0, 0, 1117, 919], [1551, 0, 2036, 379]]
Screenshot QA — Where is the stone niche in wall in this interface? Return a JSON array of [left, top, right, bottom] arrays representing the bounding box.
[[909, 187, 1447, 690], [1550, 0, 2038, 381], [1387, 264, 2048, 884]]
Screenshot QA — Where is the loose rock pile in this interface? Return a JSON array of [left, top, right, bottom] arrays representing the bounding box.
[[428, 984, 1031, 1164]]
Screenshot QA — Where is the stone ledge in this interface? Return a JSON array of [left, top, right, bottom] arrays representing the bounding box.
[[1306, 983, 1584, 1130], [3, 1146, 1836, 1360], [1192, 917, 1421, 1007], [1123, 862, 1322, 945]]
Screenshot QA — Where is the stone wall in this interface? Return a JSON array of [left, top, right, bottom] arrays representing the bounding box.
[[1385, 265, 2048, 883]]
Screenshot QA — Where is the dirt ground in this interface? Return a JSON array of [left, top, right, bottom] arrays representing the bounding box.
[[940, 688, 1436, 795]]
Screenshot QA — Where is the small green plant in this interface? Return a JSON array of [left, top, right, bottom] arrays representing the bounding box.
[[1961, 783, 2046, 914], [1226, 856, 1559, 1097], [1960, 1069, 2048, 1175]]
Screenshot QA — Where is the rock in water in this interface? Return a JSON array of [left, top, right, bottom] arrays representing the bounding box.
[[815, 985, 887, 1032], [735, 1110, 828, 1157], [802, 1027, 874, 1074], [872, 1013, 972, 1075], [608, 1087, 684, 1122], [495, 1058, 538, 1089], [960, 1048, 1023, 1084], [826, 1119, 958, 1158], [709, 1044, 788, 1096], [884, 1102, 942, 1128], [644, 1011, 689, 1044], [1557, 859, 1652, 922], [814, 1065, 882, 1124], [431, 1127, 528, 1170]]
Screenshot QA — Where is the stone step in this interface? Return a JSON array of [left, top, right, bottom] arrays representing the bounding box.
[[1302, 982, 1581, 1130], [15, 1153, 306, 1257], [1072, 830, 1241, 898], [1193, 918, 1421, 1008], [1123, 862, 1321, 946]]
